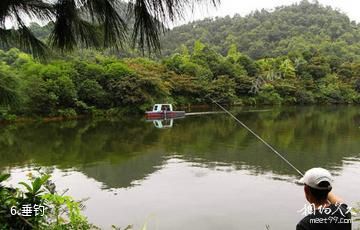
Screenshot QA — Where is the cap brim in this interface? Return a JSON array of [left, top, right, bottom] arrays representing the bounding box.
[[296, 177, 305, 185]]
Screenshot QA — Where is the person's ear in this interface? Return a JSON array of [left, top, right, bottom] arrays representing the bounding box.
[[304, 185, 311, 202]]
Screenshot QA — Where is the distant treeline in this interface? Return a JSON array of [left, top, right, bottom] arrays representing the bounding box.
[[0, 44, 359, 120]]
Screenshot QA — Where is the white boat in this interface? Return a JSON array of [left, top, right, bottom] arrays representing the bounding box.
[[145, 104, 185, 119]]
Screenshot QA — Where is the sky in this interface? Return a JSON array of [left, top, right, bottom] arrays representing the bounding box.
[[174, 0, 360, 26]]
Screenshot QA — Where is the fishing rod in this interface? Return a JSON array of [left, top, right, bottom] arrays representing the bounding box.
[[209, 98, 304, 177]]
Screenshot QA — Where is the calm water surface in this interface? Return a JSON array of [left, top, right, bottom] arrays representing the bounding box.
[[1, 106, 360, 229]]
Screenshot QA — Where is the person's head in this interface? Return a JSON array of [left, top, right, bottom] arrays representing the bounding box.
[[298, 168, 333, 204]]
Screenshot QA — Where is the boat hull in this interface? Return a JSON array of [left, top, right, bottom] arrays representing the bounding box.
[[145, 111, 185, 119]]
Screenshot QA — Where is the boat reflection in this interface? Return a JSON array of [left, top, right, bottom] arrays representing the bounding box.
[[153, 119, 173, 129], [146, 116, 185, 129]]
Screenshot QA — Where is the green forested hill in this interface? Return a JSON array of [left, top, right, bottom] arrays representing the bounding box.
[[160, 0, 360, 60]]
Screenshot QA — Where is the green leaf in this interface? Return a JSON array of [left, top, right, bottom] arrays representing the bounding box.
[[40, 174, 51, 184], [32, 177, 43, 194], [0, 174, 10, 183], [19, 182, 33, 193]]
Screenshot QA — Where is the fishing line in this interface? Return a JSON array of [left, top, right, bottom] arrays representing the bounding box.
[[210, 98, 304, 177]]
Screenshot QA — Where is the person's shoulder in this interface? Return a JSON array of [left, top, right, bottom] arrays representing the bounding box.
[[332, 203, 348, 208], [338, 203, 349, 210], [330, 203, 352, 218]]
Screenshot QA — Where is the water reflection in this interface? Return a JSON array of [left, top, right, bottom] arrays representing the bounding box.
[[152, 119, 173, 129], [0, 106, 359, 189], [146, 118, 175, 129]]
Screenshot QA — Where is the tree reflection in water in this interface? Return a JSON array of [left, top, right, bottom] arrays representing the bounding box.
[[0, 105, 359, 189]]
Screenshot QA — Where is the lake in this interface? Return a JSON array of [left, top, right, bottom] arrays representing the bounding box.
[[1, 105, 359, 229]]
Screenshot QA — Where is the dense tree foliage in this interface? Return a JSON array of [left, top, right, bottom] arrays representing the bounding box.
[[160, 0, 360, 60], [0, 43, 359, 120], [0, 48, 176, 118]]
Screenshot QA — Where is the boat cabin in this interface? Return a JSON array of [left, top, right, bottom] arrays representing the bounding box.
[[152, 104, 173, 112], [146, 104, 185, 119]]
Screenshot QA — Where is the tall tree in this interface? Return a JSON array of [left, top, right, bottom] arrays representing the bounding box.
[[0, 0, 219, 57]]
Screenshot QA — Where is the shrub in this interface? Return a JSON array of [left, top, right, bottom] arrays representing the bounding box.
[[256, 83, 283, 105], [0, 109, 17, 121], [234, 76, 254, 96], [56, 108, 77, 118], [0, 173, 97, 229], [318, 74, 358, 103], [78, 79, 108, 108], [207, 75, 237, 104], [355, 79, 360, 93], [25, 77, 59, 115], [0, 63, 20, 108], [52, 75, 78, 108], [295, 90, 315, 104], [105, 62, 134, 79]]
